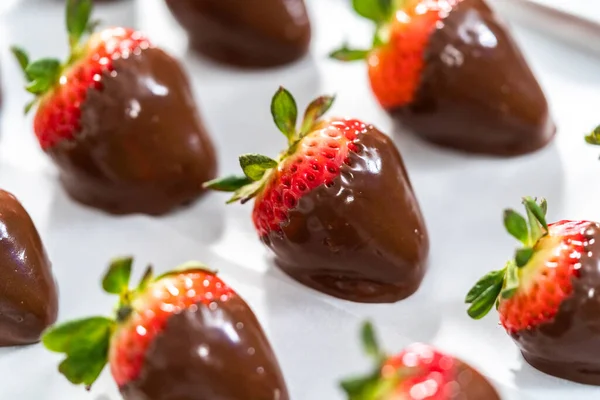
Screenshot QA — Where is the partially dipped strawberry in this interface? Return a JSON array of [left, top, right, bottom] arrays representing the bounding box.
[[13, 0, 216, 215], [466, 198, 600, 385], [205, 88, 428, 303], [331, 0, 554, 156], [43, 258, 289, 399], [341, 322, 500, 399]]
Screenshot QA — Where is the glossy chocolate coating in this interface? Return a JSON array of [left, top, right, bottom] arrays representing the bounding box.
[[47, 47, 217, 215], [164, 0, 311, 68], [265, 126, 428, 303], [511, 222, 600, 385], [0, 190, 58, 346], [121, 296, 289, 400], [452, 361, 501, 399], [393, 0, 555, 156]]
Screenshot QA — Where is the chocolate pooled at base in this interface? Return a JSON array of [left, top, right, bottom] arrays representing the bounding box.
[[511, 222, 600, 385], [265, 127, 429, 303], [164, 0, 311, 68], [121, 296, 289, 400], [0, 190, 58, 346], [46, 47, 217, 215], [393, 0, 555, 156]]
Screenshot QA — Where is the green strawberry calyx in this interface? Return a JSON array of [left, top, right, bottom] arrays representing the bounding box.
[[465, 197, 549, 320], [340, 322, 417, 400], [329, 0, 408, 62], [42, 257, 214, 389], [11, 0, 98, 113], [203, 87, 335, 204]]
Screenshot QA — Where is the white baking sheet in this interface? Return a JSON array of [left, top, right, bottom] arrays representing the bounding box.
[[1, 0, 600, 399]]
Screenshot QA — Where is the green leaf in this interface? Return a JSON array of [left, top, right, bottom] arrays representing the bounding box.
[[10, 46, 30, 78], [24, 58, 61, 95], [299, 95, 335, 137], [465, 268, 506, 304], [360, 321, 381, 359], [522, 197, 548, 244], [329, 46, 370, 62], [137, 265, 154, 293], [540, 198, 548, 215], [467, 280, 504, 320], [585, 125, 600, 145], [515, 247, 534, 268], [271, 87, 298, 142], [101, 257, 133, 295], [203, 175, 253, 192], [239, 154, 278, 181], [66, 0, 93, 47], [503, 209, 528, 244], [501, 261, 519, 299], [352, 0, 393, 24], [227, 180, 264, 204], [340, 373, 380, 399], [24, 99, 37, 115]]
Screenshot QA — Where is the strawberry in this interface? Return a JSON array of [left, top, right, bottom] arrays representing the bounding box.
[[42, 258, 289, 399], [466, 198, 600, 384], [465, 197, 581, 332], [330, 0, 554, 156], [205, 87, 428, 303], [341, 322, 500, 399], [12, 0, 217, 215], [12, 0, 150, 149]]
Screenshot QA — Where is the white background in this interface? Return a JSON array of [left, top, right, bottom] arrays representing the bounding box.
[[1, 0, 600, 399]]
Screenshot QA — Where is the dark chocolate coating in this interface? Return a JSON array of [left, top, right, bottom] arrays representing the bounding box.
[[511, 222, 600, 385], [452, 361, 501, 399], [265, 126, 429, 303], [121, 296, 289, 400], [164, 0, 311, 68], [0, 190, 58, 346], [46, 47, 217, 215], [393, 0, 555, 156]]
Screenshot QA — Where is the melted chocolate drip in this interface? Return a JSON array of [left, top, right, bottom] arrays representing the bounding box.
[[47, 47, 217, 215], [121, 296, 289, 400], [511, 222, 600, 385], [164, 0, 311, 68], [0, 190, 58, 346], [265, 126, 429, 303], [452, 361, 501, 399], [393, 0, 555, 156]]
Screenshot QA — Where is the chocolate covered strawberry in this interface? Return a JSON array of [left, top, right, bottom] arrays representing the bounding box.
[[341, 322, 500, 399], [331, 0, 554, 156], [43, 257, 288, 399], [12, 0, 216, 215], [205, 88, 428, 303], [466, 198, 600, 385]]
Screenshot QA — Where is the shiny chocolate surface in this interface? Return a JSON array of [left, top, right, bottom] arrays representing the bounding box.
[[265, 126, 429, 303], [393, 0, 555, 156], [164, 0, 311, 67], [511, 222, 600, 385], [0, 190, 58, 346], [121, 296, 289, 400], [47, 47, 217, 215]]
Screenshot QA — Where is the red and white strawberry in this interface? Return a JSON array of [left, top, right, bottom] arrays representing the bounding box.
[[466, 198, 600, 384], [12, 0, 217, 215], [12, 0, 150, 149], [205, 87, 428, 303], [341, 322, 500, 399], [43, 258, 288, 399], [330, 0, 554, 156]]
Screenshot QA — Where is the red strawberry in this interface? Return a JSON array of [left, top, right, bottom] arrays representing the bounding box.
[[42, 258, 289, 399], [330, 0, 554, 156], [466, 198, 600, 385], [12, 0, 217, 215], [205, 88, 428, 303], [341, 322, 500, 399]]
